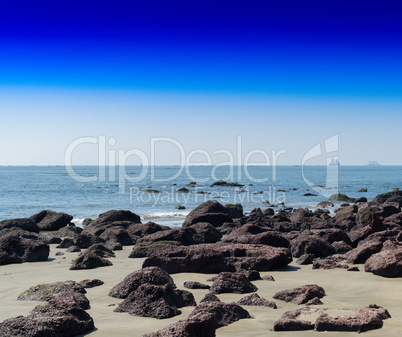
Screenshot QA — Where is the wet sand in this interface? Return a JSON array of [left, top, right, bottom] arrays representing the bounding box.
[[0, 244, 401, 336]]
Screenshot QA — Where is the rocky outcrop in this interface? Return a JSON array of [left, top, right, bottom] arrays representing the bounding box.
[[290, 235, 335, 258], [109, 267, 176, 299], [188, 301, 251, 328], [223, 226, 289, 248], [17, 280, 86, 301], [182, 200, 232, 227], [0, 234, 49, 265], [210, 272, 257, 294], [29, 210, 73, 231], [0, 293, 94, 337], [273, 284, 325, 304], [345, 240, 383, 264], [114, 283, 196, 319], [0, 218, 39, 233], [237, 293, 277, 308], [143, 243, 292, 274]]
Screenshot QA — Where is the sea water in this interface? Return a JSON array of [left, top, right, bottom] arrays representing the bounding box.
[[0, 165, 401, 227]]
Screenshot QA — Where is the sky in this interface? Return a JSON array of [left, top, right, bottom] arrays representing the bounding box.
[[0, 0, 401, 165]]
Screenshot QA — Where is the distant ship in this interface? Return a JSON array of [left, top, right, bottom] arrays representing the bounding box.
[[328, 158, 340, 166], [368, 161, 380, 166]]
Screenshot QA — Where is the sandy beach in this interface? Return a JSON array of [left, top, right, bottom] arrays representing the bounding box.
[[0, 243, 401, 337]]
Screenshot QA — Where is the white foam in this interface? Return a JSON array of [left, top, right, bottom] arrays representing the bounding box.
[[141, 211, 190, 220], [71, 218, 86, 228]]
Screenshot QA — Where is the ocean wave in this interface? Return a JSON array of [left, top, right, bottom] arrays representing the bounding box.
[[142, 211, 190, 220], [71, 218, 86, 228]]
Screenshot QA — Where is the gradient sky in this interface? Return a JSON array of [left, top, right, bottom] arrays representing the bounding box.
[[0, 1, 401, 165]]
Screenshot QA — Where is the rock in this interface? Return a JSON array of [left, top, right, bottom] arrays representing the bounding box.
[[200, 293, 220, 303], [240, 269, 261, 281], [0, 218, 39, 233], [144, 189, 161, 193], [142, 314, 216, 337], [143, 243, 292, 274], [273, 307, 318, 331], [80, 279, 104, 288], [72, 233, 103, 249], [18, 281, 86, 301], [70, 251, 112, 270], [210, 272, 258, 294], [311, 228, 352, 245], [372, 190, 402, 205], [273, 284, 325, 304], [348, 226, 374, 246], [316, 201, 334, 208], [345, 240, 383, 264], [183, 281, 210, 289], [355, 197, 368, 203], [224, 204, 244, 218], [290, 235, 335, 258], [55, 225, 83, 237], [211, 180, 244, 187], [128, 222, 170, 237], [332, 241, 353, 254], [55, 251, 64, 256], [358, 211, 384, 232], [188, 301, 251, 328], [95, 210, 141, 225], [237, 293, 276, 308], [175, 187, 191, 193], [347, 267, 360, 271], [57, 238, 75, 248], [365, 248, 402, 277], [305, 297, 324, 305], [29, 210, 73, 231], [109, 266, 176, 299], [315, 304, 391, 333], [263, 208, 275, 216], [296, 254, 315, 265], [106, 241, 122, 251], [358, 188, 368, 192], [66, 245, 81, 252], [0, 235, 49, 265], [99, 226, 136, 246], [262, 275, 275, 281], [191, 222, 222, 243], [304, 193, 317, 196], [182, 200, 232, 227], [329, 194, 355, 202], [312, 256, 348, 270], [129, 240, 182, 258], [175, 205, 186, 210], [0, 293, 94, 337], [223, 227, 290, 248], [87, 243, 116, 258], [243, 208, 274, 227], [114, 283, 196, 319]]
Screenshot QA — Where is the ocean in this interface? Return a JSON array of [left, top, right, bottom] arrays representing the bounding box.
[[0, 165, 401, 227]]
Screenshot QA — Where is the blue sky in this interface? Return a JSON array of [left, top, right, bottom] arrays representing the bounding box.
[[0, 1, 401, 165]]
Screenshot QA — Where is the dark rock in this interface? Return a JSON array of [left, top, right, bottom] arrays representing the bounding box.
[[0, 293, 94, 336], [317, 201, 334, 208], [223, 227, 289, 248], [175, 187, 191, 193], [291, 235, 335, 258], [29, 210, 73, 231], [304, 193, 317, 196], [99, 226, 136, 246], [332, 241, 353, 254], [315, 304, 390, 333], [0, 218, 39, 233], [188, 301, 251, 328], [182, 200, 232, 227], [191, 222, 222, 243], [17, 280, 86, 301], [372, 190, 402, 205], [56, 238, 75, 249], [358, 211, 384, 232], [273, 308, 316, 331], [200, 293, 221, 303], [365, 248, 402, 277], [312, 256, 348, 270], [128, 222, 170, 237], [329, 194, 355, 202], [109, 266, 176, 299], [243, 208, 274, 227], [263, 208, 275, 216], [175, 205, 186, 210], [87, 243, 115, 258], [262, 275, 275, 281], [311, 228, 352, 245], [142, 314, 216, 337], [296, 254, 315, 265], [129, 240, 182, 258], [55, 251, 64, 256], [143, 243, 292, 274], [273, 284, 325, 304], [105, 241, 122, 251], [237, 293, 277, 308], [70, 251, 112, 270], [95, 210, 141, 225], [210, 272, 258, 294], [0, 235, 49, 265], [358, 188, 368, 192], [183, 281, 210, 289], [114, 283, 196, 319], [347, 267, 360, 271], [66, 245, 81, 253], [348, 226, 374, 246], [345, 240, 383, 264], [355, 197, 368, 203], [79, 279, 104, 288], [224, 204, 244, 218], [305, 297, 323, 305], [240, 269, 261, 281]]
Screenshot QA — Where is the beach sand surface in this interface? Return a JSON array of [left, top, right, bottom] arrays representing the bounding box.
[[0, 244, 401, 337]]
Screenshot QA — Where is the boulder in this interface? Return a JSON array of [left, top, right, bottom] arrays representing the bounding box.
[[224, 204, 244, 218], [188, 301, 251, 328], [237, 293, 277, 308], [128, 222, 170, 237], [274, 308, 316, 331], [210, 272, 258, 294], [143, 243, 292, 274], [86, 243, 115, 258], [200, 293, 220, 303], [182, 200, 232, 227], [183, 281, 210, 290], [0, 235, 49, 265], [372, 190, 402, 205], [0, 293, 94, 336], [223, 228, 289, 248], [142, 314, 216, 337], [94, 210, 141, 225], [0, 218, 39, 233], [290, 235, 335, 258], [329, 194, 355, 202], [273, 284, 325, 304], [29, 210, 73, 231], [66, 245, 81, 253], [296, 254, 315, 265], [114, 283, 196, 319], [99, 226, 136, 246], [109, 266, 176, 299], [345, 240, 383, 264], [332, 241, 353, 254], [57, 238, 75, 249], [312, 256, 348, 270], [70, 251, 112, 270], [317, 201, 334, 208], [18, 280, 86, 301], [315, 304, 391, 333], [79, 279, 104, 288], [365, 248, 402, 277]]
